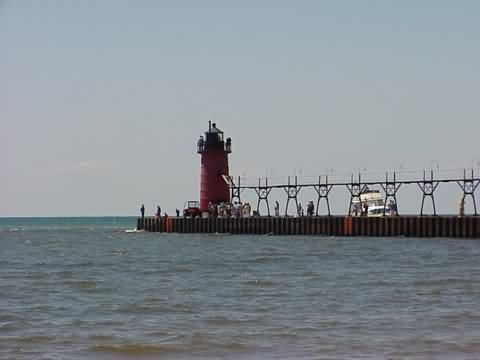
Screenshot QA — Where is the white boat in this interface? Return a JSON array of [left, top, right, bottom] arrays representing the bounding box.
[[352, 189, 388, 216]]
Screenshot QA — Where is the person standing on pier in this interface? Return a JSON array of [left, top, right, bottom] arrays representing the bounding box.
[[274, 201, 280, 216], [297, 203, 303, 217], [156, 206, 161, 218], [141, 204, 145, 219], [307, 201, 315, 216], [388, 200, 398, 216], [363, 202, 369, 216], [459, 195, 465, 216], [176, 209, 180, 217]]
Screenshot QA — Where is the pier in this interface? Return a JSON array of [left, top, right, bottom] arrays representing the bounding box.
[[137, 169, 480, 238], [137, 215, 480, 238]]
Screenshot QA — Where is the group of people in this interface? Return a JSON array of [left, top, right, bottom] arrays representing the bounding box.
[[140, 204, 180, 219], [141, 195, 471, 219], [274, 200, 316, 216], [197, 134, 232, 153], [208, 200, 320, 217], [209, 200, 317, 217], [208, 201, 252, 218], [351, 200, 398, 216]]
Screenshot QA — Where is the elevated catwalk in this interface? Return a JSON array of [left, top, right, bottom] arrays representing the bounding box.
[[230, 170, 479, 217]]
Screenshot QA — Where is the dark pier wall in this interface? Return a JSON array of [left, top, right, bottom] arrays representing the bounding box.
[[137, 216, 480, 238]]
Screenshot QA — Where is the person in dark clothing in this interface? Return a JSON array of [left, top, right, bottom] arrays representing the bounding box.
[[274, 201, 280, 216], [176, 209, 180, 217], [156, 206, 161, 218], [363, 202, 369, 216], [307, 201, 315, 216], [197, 136, 204, 152], [141, 204, 145, 219]]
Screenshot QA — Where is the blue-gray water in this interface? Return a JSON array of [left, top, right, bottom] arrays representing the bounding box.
[[1, 217, 480, 360]]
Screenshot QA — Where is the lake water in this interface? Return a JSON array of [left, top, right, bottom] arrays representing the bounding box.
[[1, 217, 479, 359]]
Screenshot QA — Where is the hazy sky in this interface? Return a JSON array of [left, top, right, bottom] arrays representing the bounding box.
[[2, 1, 479, 216]]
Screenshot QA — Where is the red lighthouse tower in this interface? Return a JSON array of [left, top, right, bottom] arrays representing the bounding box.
[[197, 122, 232, 213]]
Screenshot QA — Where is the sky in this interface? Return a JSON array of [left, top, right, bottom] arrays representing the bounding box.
[[2, 0, 479, 216]]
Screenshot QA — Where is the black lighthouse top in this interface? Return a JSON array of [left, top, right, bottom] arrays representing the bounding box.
[[197, 122, 231, 154]]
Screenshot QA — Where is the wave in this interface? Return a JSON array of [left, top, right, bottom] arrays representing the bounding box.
[[0, 314, 27, 332], [239, 255, 292, 264], [439, 310, 480, 322], [75, 279, 98, 290], [414, 277, 479, 287], [1, 225, 124, 233], [90, 334, 254, 355], [116, 300, 198, 315], [15, 335, 52, 344], [90, 342, 184, 355], [0, 321, 18, 332], [243, 279, 276, 287], [190, 334, 252, 352], [393, 335, 480, 357], [205, 316, 262, 326]]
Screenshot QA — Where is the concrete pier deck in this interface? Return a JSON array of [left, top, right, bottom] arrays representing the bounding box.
[[137, 216, 480, 238]]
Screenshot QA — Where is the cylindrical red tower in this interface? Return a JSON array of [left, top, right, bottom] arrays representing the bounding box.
[[197, 122, 232, 212]]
